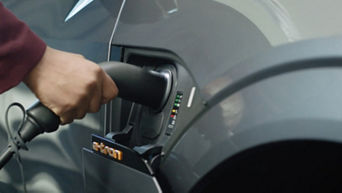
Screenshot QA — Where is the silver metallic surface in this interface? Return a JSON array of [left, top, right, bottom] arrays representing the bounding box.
[[187, 87, 196, 108], [159, 69, 173, 110], [104, 0, 125, 137]]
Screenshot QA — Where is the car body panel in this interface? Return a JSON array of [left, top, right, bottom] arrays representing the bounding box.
[[1, 0, 342, 193], [160, 38, 342, 192], [113, 0, 271, 90]]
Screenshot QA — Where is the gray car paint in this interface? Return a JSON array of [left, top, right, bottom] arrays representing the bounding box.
[[113, 0, 271, 90], [2, 0, 342, 193], [111, 1, 342, 192], [160, 38, 342, 192]]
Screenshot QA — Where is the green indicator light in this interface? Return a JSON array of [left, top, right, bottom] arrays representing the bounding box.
[[175, 99, 180, 103]]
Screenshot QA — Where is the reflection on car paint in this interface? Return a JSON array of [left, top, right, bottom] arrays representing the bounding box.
[[65, 0, 95, 22]]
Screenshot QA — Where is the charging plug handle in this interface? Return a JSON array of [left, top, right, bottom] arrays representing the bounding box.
[[21, 61, 172, 140], [101, 61, 172, 110], [0, 61, 172, 169]]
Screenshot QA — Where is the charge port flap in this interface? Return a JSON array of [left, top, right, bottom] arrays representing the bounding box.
[[90, 134, 153, 175], [82, 148, 162, 193]]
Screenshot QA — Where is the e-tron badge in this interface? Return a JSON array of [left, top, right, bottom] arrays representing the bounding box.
[[65, 0, 94, 22], [93, 141, 123, 161], [91, 134, 154, 175], [92, 135, 123, 162]]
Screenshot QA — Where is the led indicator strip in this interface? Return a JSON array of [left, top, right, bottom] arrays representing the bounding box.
[[166, 92, 183, 136]]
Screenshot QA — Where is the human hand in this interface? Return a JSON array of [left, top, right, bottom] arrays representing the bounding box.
[[24, 46, 118, 124]]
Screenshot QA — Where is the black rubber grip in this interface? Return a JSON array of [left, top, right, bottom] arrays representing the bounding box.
[[26, 102, 60, 133], [0, 148, 14, 169], [100, 61, 171, 109]]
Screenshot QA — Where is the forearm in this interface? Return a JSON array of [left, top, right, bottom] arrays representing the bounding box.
[[0, 2, 46, 93], [0, 3, 117, 123]]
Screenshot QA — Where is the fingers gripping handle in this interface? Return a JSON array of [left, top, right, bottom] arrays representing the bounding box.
[[20, 62, 171, 141], [1, 61, 172, 169], [0, 61, 172, 169]]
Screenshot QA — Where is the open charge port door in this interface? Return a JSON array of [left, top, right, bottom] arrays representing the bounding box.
[[82, 46, 204, 193], [82, 135, 163, 193]]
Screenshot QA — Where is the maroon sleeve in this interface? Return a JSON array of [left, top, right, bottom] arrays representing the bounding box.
[[0, 2, 46, 93]]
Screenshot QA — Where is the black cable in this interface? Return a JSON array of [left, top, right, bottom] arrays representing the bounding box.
[[5, 103, 28, 193]]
